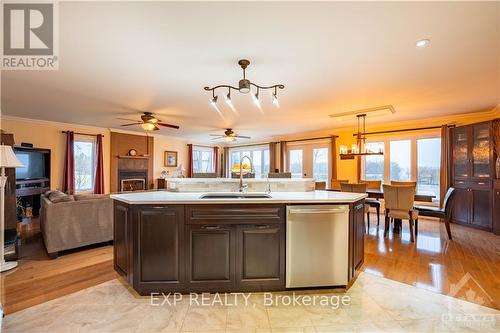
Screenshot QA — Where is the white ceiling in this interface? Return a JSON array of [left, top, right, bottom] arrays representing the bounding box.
[[2, 1, 499, 142]]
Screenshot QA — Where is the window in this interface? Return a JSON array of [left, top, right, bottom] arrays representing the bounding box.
[[228, 145, 269, 178], [313, 148, 328, 181], [361, 134, 441, 203], [74, 137, 96, 193], [417, 138, 441, 200], [390, 140, 411, 181], [289, 149, 303, 178], [364, 142, 384, 180], [192, 146, 214, 173]]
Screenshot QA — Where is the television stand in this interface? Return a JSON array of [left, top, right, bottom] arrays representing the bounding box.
[[16, 178, 50, 217]]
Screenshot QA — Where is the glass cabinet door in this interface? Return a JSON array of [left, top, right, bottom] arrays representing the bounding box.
[[453, 127, 470, 178], [471, 123, 491, 178]]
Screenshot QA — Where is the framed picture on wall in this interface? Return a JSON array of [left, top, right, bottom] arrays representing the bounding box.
[[164, 151, 178, 167]]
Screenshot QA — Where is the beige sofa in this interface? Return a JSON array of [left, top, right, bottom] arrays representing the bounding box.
[[40, 192, 113, 258]]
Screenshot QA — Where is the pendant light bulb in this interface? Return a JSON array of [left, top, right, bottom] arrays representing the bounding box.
[[272, 92, 280, 108], [252, 89, 261, 108], [224, 90, 237, 113]]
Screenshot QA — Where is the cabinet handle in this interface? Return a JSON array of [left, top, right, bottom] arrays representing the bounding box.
[[202, 225, 221, 230], [255, 225, 269, 229], [478, 182, 485, 185], [151, 206, 167, 209]]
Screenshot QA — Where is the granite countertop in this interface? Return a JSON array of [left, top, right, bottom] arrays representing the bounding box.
[[110, 190, 367, 205], [165, 178, 315, 183]]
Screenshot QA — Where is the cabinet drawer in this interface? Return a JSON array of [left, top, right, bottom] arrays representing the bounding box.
[[453, 180, 491, 189], [186, 204, 285, 224]]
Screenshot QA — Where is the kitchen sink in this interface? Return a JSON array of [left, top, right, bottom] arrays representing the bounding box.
[[199, 192, 272, 199]]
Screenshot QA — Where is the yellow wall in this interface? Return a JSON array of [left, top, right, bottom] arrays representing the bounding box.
[[0, 116, 190, 192], [278, 109, 499, 183]]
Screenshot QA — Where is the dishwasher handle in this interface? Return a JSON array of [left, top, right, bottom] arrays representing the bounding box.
[[288, 208, 348, 215]]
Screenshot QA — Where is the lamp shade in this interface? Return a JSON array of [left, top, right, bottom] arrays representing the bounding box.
[[0, 145, 23, 168]]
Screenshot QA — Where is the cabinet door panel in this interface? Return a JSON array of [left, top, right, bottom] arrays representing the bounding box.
[[114, 204, 128, 277], [450, 188, 470, 224], [187, 225, 234, 283], [452, 127, 470, 179], [471, 189, 491, 229], [238, 225, 283, 281], [353, 203, 365, 271], [471, 123, 492, 179], [138, 207, 183, 283]]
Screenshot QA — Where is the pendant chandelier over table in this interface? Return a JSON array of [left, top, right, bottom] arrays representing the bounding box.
[[339, 114, 384, 159], [204, 59, 285, 111]]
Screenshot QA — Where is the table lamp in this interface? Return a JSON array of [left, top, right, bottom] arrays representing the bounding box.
[[0, 145, 23, 272]]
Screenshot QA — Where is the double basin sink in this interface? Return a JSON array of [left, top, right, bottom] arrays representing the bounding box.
[[199, 192, 272, 199]]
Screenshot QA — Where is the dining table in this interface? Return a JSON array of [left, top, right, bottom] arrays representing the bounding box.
[[326, 188, 436, 233]]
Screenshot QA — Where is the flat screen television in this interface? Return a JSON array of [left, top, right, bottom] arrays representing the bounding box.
[[14, 148, 50, 181]]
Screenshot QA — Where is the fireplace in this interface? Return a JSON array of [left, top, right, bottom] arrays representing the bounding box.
[[118, 170, 148, 192]]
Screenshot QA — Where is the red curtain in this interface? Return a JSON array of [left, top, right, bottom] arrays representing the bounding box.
[[62, 131, 75, 194], [214, 146, 219, 176], [187, 144, 193, 177], [94, 134, 105, 194]]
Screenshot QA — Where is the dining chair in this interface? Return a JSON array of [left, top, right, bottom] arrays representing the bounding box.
[[360, 180, 382, 190], [340, 183, 371, 233], [359, 179, 382, 225], [268, 172, 292, 178], [383, 184, 418, 242], [315, 181, 326, 190], [390, 181, 417, 186], [414, 187, 455, 240], [331, 179, 349, 191]]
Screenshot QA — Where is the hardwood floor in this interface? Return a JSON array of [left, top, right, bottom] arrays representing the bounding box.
[[1, 214, 499, 315], [0, 220, 116, 315], [362, 214, 500, 310]]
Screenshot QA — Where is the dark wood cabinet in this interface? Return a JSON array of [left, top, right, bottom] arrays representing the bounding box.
[[493, 180, 500, 235], [137, 206, 184, 286], [1, 132, 17, 231], [114, 203, 129, 280], [351, 202, 365, 278], [185, 224, 235, 291], [450, 121, 496, 231], [236, 224, 285, 291]]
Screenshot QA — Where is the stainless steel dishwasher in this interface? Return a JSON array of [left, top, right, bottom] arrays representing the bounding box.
[[286, 205, 349, 288]]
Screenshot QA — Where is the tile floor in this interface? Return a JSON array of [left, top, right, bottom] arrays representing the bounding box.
[[3, 273, 499, 333]]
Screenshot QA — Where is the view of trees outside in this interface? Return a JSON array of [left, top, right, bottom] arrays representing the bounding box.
[[417, 138, 441, 201], [229, 147, 269, 178], [289, 149, 303, 178], [364, 142, 384, 180], [74, 140, 95, 192], [193, 147, 214, 173], [390, 140, 411, 181], [313, 148, 328, 181]]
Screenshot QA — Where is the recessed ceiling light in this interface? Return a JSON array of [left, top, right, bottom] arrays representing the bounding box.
[[416, 39, 430, 48]]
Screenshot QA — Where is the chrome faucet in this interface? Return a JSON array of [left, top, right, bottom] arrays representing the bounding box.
[[239, 155, 254, 192]]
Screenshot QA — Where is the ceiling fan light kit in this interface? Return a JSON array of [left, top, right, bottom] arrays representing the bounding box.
[[119, 112, 180, 131], [204, 59, 284, 111]]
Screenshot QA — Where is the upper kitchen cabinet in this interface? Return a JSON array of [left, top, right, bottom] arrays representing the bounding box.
[[452, 121, 494, 182]]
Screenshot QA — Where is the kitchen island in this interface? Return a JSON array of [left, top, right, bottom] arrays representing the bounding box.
[[111, 190, 366, 295]]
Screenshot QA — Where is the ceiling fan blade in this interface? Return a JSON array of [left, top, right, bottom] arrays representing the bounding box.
[[211, 137, 223, 140], [153, 125, 160, 131], [120, 123, 141, 126], [209, 134, 224, 137], [157, 122, 180, 129], [235, 135, 251, 139], [116, 118, 138, 122]]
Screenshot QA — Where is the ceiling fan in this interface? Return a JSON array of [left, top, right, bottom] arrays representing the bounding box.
[[118, 112, 180, 131], [210, 128, 251, 142]]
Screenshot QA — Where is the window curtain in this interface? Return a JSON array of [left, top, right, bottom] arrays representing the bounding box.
[[439, 125, 451, 208], [223, 147, 229, 177], [330, 136, 338, 181], [269, 142, 276, 173], [279, 141, 286, 172], [62, 131, 75, 194], [94, 134, 105, 194], [213, 146, 219, 176], [187, 144, 193, 178]]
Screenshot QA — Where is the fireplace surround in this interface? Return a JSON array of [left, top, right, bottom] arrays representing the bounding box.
[[118, 170, 148, 192]]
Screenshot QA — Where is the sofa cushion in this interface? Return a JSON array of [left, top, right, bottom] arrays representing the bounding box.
[[74, 193, 108, 201], [47, 190, 74, 203]]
